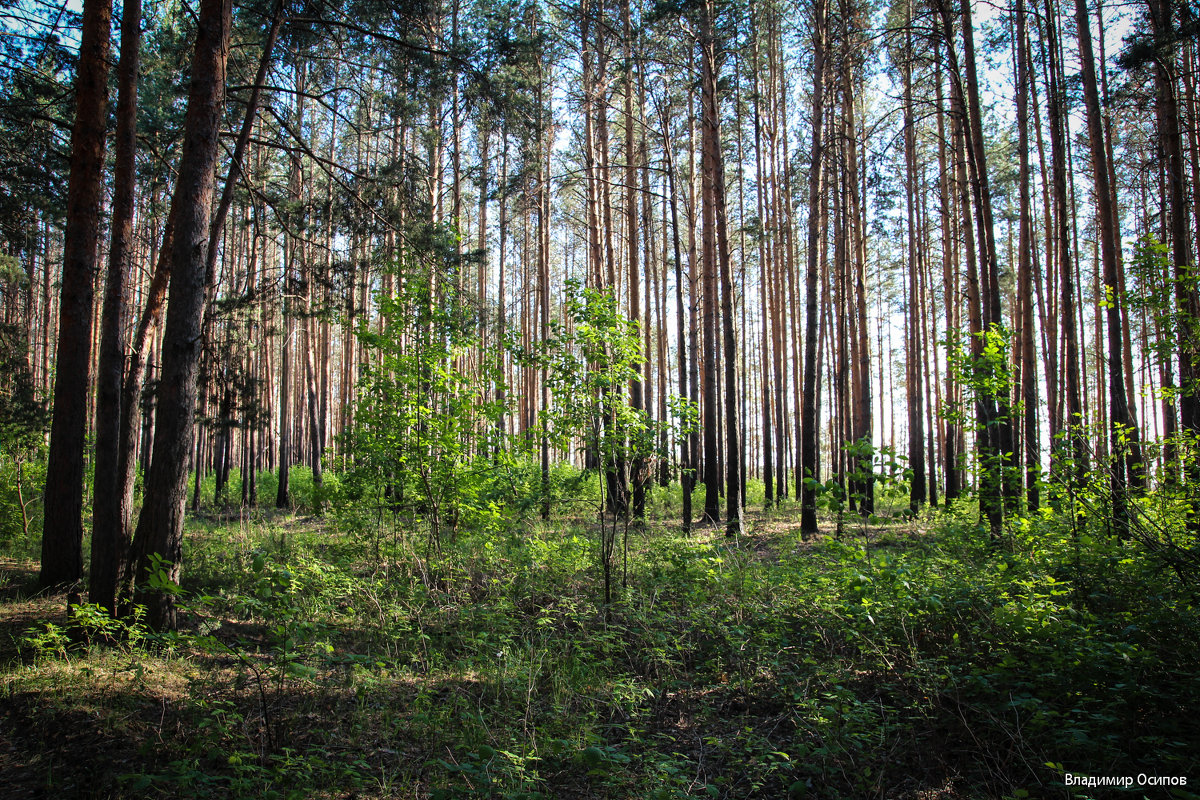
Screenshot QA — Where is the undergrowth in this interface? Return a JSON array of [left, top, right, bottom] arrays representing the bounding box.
[[2, 497, 1198, 799]]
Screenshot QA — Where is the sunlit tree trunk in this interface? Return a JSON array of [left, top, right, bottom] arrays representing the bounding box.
[[1074, 0, 1137, 532], [129, 0, 233, 630]]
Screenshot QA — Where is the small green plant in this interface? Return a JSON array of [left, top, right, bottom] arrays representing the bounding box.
[[0, 323, 47, 548], [21, 602, 152, 660], [542, 280, 683, 607], [346, 229, 511, 556], [21, 620, 71, 660]]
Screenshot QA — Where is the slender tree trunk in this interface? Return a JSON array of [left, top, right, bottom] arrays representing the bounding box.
[[848, 94, 873, 516], [659, 93, 693, 532], [204, 0, 284, 280], [1074, 0, 1136, 532], [90, 0, 140, 612], [623, 0, 645, 519], [700, 20, 722, 526], [277, 224, 299, 502], [752, 23, 774, 508], [1016, 0, 1040, 512], [538, 45, 553, 520], [800, 0, 827, 538], [965, 0, 1014, 523], [118, 211, 175, 545], [904, 9, 926, 514], [1044, 0, 1086, 492], [705, 14, 743, 537], [934, 32, 961, 503]]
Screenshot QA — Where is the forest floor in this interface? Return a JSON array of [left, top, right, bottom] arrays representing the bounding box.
[[1, 495, 1197, 799]]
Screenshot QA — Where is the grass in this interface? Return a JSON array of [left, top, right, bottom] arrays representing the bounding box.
[[2, 493, 1199, 799]]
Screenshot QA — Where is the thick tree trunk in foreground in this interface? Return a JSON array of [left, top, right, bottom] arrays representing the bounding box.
[[40, 0, 112, 590], [129, 0, 232, 631]]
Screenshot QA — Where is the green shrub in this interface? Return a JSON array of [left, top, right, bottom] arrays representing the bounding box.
[[0, 454, 43, 550]]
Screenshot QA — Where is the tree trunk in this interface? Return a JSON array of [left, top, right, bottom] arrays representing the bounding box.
[[90, 0, 140, 612], [41, 0, 111, 590], [1044, 0, 1086, 493], [904, 9, 926, 515], [128, 0, 232, 631], [800, 0, 827, 538], [1147, 0, 1200, 527], [700, 19, 722, 526], [1015, 0, 1040, 513], [703, 8, 742, 537], [622, 0, 646, 519], [658, 92, 693, 532], [1075, 0, 1137, 532]]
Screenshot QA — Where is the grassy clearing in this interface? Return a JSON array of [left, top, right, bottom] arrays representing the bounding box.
[[2, 498, 1198, 799]]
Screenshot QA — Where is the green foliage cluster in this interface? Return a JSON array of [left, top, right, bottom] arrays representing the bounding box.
[[340, 238, 516, 548], [543, 280, 663, 480], [196, 465, 336, 513], [0, 322, 46, 546], [1129, 234, 1200, 382]]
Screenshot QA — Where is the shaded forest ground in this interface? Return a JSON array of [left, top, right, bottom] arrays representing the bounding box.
[[2, 483, 1199, 799]]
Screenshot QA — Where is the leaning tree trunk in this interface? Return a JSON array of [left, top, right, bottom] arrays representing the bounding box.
[[128, 0, 232, 631]]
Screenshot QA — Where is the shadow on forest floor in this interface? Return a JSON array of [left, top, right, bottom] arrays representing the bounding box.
[[2, 505, 1195, 799]]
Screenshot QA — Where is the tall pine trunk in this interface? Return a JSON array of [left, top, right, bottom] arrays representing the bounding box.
[[90, 0, 141, 612], [800, 0, 827, 538], [40, 0, 111, 590], [904, 7, 926, 514], [129, 0, 232, 630], [1147, 0, 1200, 527], [1015, 0, 1040, 513], [1075, 0, 1137, 533]]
